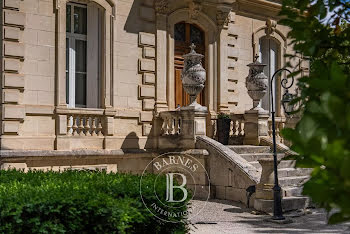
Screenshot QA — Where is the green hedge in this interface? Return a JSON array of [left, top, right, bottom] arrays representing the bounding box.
[[0, 170, 189, 233]]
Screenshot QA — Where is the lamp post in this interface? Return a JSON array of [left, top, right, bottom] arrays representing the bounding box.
[[270, 68, 295, 220]]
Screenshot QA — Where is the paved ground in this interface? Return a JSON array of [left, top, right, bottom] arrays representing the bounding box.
[[188, 199, 350, 234]]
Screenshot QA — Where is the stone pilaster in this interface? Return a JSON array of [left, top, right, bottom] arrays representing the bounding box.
[[1, 1, 26, 138], [154, 0, 168, 113]]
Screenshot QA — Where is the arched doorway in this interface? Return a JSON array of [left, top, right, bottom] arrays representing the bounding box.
[[174, 22, 206, 108]]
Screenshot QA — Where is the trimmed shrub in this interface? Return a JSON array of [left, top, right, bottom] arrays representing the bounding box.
[[0, 170, 189, 233]]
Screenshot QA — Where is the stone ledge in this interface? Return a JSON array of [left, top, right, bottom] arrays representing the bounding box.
[[0, 148, 209, 158]]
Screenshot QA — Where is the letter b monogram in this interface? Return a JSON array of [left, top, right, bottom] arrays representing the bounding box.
[[166, 173, 188, 203]]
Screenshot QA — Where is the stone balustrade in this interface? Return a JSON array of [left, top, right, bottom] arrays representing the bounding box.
[[268, 117, 286, 144], [211, 114, 245, 144], [151, 108, 207, 149], [55, 107, 116, 150], [159, 111, 182, 136], [67, 114, 104, 136]]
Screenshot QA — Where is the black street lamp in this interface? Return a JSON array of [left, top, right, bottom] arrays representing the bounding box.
[[270, 68, 295, 220]]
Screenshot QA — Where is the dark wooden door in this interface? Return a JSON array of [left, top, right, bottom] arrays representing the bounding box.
[[174, 22, 205, 108]]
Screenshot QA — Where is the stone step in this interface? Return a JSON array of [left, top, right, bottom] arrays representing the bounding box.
[[279, 176, 310, 187], [254, 196, 309, 213], [239, 153, 285, 162], [282, 186, 304, 197], [250, 160, 296, 170], [228, 145, 271, 154], [278, 168, 313, 177]]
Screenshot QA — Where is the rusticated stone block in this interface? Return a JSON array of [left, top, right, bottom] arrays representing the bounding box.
[[3, 89, 20, 103], [227, 47, 239, 58], [3, 74, 24, 88], [4, 10, 25, 27], [2, 121, 20, 134], [3, 58, 21, 72], [3, 27, 20, 41], [139, 32, 155, 47], [4, 0, 20, 9], [143, 47, 155, 58], [4, 41, 24, 58], [142, 99, 155, 111], [139, 59, 155, 72], [142, 123, 152, 136], [143, 73, 155, 84], [2, 105, 25, 120], [140, 111, 153, 122], [139, 85, 155, 99]]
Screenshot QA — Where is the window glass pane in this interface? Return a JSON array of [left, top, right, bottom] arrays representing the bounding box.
[[75, 73, 86, 106], [66, 5, 71, 33], [74, 6, 87, 35], [66, 38, 69, 104], [175, 23, 186, 42], [75, 40, 86, 73], [190, 25, 204, 45]]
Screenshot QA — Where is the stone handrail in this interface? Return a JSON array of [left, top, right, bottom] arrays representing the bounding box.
[[196, 135, 259, 183]]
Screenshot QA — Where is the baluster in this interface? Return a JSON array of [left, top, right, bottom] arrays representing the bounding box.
[[229, 119, 234, 136], [178, 117, 182, 134], [91, 117, 97, 136], [174, 117, 179, 134], [72, 115, 78, 136], [280, 122, 285, 144], [268, 121, 273, 138], [97, 118, 103, 136], [276, 121, 281, 143], [168, 117, 174, 135], [240, 121, 245, 136], [162, 117, 168, 135], [67, 115, 73, 136], [78, 116, 84, 136], [85, 116, 91, 136]]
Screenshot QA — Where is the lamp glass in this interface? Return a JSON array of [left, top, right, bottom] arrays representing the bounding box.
[[282, 91, 294, 115]]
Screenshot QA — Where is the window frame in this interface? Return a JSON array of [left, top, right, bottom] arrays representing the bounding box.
[[66, 2, 88, 108]]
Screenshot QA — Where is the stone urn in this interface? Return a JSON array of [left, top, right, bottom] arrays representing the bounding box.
[[246, 56, 268, 112], [181, 44, 207, 111]]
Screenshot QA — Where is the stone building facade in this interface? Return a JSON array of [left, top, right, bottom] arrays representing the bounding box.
[[0, 0, 312, 210], [0, 0, 307, 152]]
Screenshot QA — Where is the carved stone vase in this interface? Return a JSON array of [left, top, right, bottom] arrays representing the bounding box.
[[246, 56, 268, 112], [181, 44, 207, 111]]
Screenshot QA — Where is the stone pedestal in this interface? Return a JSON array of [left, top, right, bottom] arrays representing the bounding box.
[[180, 108, 208, 148], [255, 158, 276, 200], [243, 109, 269, 145]]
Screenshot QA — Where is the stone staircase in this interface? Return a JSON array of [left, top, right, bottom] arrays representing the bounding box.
[[228, 145, 312, 212]]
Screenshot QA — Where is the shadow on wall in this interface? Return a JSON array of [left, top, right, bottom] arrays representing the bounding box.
[[124, 0, 155, 34], [121, 132, 140, 150]]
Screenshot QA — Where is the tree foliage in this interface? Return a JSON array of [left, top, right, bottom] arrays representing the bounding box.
[[279, 0, 350, 224]]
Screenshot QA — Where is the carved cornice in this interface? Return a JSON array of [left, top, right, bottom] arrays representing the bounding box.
[[154, 0, 169, 15]]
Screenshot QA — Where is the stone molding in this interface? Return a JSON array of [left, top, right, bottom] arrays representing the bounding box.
[[188, 0, 202, 21]]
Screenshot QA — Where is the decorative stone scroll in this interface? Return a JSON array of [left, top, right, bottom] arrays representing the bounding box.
[[189, 0, 202, 20], [154, 0, 168, 15]]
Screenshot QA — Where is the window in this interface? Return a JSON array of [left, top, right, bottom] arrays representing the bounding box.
[[66, 2, 102, 108], [259, 37, 280, 113]]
